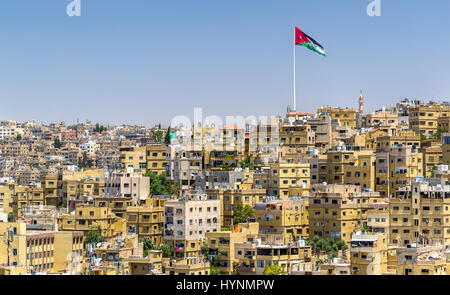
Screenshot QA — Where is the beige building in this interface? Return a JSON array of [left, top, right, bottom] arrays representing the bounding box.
[[164, 193, 221, 258], [104, 171, 150, 205], [350, 232, 388, 275], [234, 239, 312, 275], [167, 145, 202, 193], [389, 180, 450, 247], [0, 222, 84, 274], [58, 206, 127, 240], [163, 257, 210, 275], [267, 162, 310, 198], [255, 198, 309, 244], [206, 222, 259, 274], [309, 184, 376, 244], [409, 104, 450, 136], [126, 197, 167, 247], [396, 244, 447, 275]]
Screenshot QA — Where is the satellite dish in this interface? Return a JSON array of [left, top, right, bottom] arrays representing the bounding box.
[[96, 243, 102, 248]]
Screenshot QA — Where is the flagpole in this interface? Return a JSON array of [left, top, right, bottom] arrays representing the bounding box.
[[293, 26, 296, 112]]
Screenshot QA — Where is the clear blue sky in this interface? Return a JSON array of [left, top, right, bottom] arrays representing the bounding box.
[[1, 0, 450, 126]]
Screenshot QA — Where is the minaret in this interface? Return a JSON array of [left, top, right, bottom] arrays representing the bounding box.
[[359, 90, 364, 115]]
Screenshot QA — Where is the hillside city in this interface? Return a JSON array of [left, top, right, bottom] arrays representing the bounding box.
[[2, 95, 450, 275]]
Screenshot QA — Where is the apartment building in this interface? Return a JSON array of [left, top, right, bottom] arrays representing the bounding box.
[[350, 232, 388, 275], [317, 106, 357, 128], [367, 202, 390, 237], [309, 184, 373, 244], [343, 153, 376, 192], [125, 249, 163, 275], [206, 222, 259, 274], [41, 174, 58, 206], [13, 187, 46, 219], [164, 193, 221, 258], [365, 111, 399, 130], [234, 239, 312, 275], [267, 162, 310, 198], [307, 115, 333, 149], [58, 206, 127, 240], [254, 198, 309, 244], [104, 171, 150, 205], [375, 131, 421, 152], [325, 148, 373, 186], [389, 180, 450, 247], [92, 233, 143, 272], [443, 133, 450, 166], [421, 145, 443, 178], [375, 145, 423, 197], [206, 187, 266, 227], [279, 123, 315, 149], [0, 222, 84, 274], [319, 258, 350, 275], [0, 183, 15, 215], [162, 257, 210, 275], [145, 144, 168, 175], [409, 104, 450, 136], [396, 244, 448, 275], [126, 197, 168, 247], [92, 196, 133, 218], [167, 145, 202, 193], [119, 146, 147, 173]]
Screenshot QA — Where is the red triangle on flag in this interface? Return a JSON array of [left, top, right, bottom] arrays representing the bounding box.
[[295, 26, 310, 46]]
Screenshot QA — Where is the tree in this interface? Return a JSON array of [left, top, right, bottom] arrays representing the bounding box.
[[232, 203, 255, 224], [263, 262, 287, 275], [164, 127, 172, 144], [142, 238, 155, 257], [16, 134, 22, 141], [144, 171, 180, 196], [201, 242, 210, 259], [240, 155, 254, 170], [159, 244, 172, 258], [431, 127, 448, 140], [78, 151, 89, 168], [94, 123, 107, 133], [361, 225, 372, 233], [86, 228, 105, 245], [153, 130, 164, 143], [306, 236, 347, 257], [54, 137, 62, 149], [210, 266, 219, 275], [145, 171, 165, 195]]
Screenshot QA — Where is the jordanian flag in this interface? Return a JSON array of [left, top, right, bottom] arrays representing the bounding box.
[[295, 26, 326, 57]]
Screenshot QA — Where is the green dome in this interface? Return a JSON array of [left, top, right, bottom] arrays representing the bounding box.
[[169, 132, 175, 139]]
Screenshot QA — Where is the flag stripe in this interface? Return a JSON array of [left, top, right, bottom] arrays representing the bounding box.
[[299, 43, 326, 57], [295, 26, 326, 57], [303, 33, 325, 51]]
